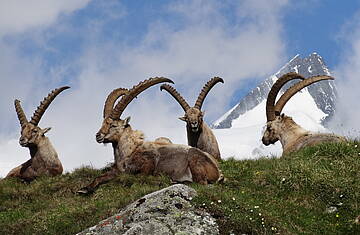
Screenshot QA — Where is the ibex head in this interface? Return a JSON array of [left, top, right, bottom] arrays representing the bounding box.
[[161, 77, 223, 133], [96, 77, 174, 143], [14, 86, 70, 147], [262, 72, 333, 145]]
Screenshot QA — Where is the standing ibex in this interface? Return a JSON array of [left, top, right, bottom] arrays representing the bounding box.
[[262, 72, 345, 155], [160, 77, 223, 161], [6, 86, 70, 181], [78, 77, 221, 194]]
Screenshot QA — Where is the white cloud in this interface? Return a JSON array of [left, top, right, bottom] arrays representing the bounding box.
[[0, 1, 289, 177], [0, 0, 90, 36], [329, 12, 360, 138]]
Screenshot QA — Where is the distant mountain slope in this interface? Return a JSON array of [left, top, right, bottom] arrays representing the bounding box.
[[212, 53, 337, 129]]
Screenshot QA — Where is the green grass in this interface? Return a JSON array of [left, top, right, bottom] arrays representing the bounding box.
[[1, 141, 360, 234]]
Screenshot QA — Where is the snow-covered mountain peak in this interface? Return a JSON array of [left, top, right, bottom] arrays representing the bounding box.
[[213, 53, 336, 129]]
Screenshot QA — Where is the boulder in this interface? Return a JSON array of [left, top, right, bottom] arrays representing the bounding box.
[[77, 184, 219, 235]]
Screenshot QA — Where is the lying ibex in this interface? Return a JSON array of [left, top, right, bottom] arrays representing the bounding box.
[[262, 72, 345, 155], [160, 77, 223, 160], [78, 78, 221, 194], [6, 86, 70, 181]]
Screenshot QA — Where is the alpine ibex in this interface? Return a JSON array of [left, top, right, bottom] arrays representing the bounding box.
[[6, 86, 70, 181], [160, 77, 223, 161], [78, 78, 221, 194], [262, 72, 345, 155]]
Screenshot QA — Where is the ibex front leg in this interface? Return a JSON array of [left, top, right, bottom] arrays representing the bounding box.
[[77, 165, 120, 195], [5, 159, 33, 180]]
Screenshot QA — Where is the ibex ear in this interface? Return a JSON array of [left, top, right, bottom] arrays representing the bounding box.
[[280, 113, 285, 118], [41, 127, 51, 135], [179, 116, 187, 122], [124, 116, 131, 126]]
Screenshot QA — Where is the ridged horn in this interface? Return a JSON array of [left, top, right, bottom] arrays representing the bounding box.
[[110, 77, 174, 119], [30, 86, 70, 126], [160, 84, 190, 112], [274, 75, 334, 115], [14, 99, 28, 129], [103, 88, 128, 118], [266, 72, 305, 121], [194, 77, 224, 110]]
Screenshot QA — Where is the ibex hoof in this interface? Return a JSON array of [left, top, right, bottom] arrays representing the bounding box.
[[76, 187, 94, 195]]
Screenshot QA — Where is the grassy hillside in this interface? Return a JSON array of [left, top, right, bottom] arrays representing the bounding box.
[[1, 142, 359, 234]]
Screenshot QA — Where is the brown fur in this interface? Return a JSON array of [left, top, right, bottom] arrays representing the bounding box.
[[262, 114, 345, 156], [7, 87, 68, 181], [6, 124, 63, 181], [181, 108, 221, 161], [79, 117, 221, 194]]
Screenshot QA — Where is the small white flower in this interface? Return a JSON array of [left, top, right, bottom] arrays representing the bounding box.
[[281, 178, 286, 182], [355, 145, 358, 148], [217, 200, 221, 203], [262, 221, 265, 224], [254, 205, 259, 209], [340, 194, 344, 198], [250, 209, 253, 212], [210, 202, 214, 205], [259, 213, 262, 216], [232, 197, 236, 201]]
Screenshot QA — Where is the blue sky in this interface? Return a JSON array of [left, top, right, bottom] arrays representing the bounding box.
[[1, 0, 360, 175]]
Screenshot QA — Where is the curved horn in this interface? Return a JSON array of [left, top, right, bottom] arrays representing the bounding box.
[[160, 84, 190, 112], [110, 77, 174, 119], [30, 86, 70, 126], [14, 99, 28, 129], [194, 77, 224, 110], [266, 72, 305, 121], [103, 88, 128, 118], [274, 75, 334, 115]]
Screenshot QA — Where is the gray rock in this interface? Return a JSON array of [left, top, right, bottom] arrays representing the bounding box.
[[77, 184, 219, 235]]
